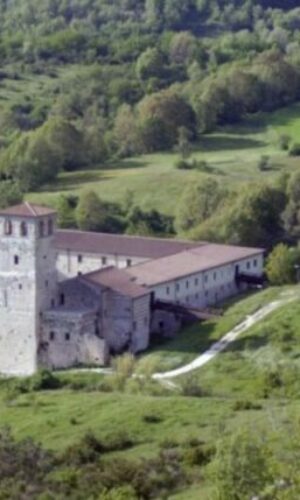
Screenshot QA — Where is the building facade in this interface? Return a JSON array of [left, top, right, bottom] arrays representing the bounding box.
[[0, 203, 264, 376]]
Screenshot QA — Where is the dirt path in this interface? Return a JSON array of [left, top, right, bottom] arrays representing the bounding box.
[[152, 296, 294, 381]]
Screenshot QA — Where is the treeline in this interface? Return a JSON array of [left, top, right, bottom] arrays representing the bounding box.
[[0, 0, 300, 191]]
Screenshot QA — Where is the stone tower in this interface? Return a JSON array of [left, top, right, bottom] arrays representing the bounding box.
[[0, 202, 58, 376]]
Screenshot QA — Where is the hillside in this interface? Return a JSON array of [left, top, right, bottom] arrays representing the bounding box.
[[2, 286, 300, 498]]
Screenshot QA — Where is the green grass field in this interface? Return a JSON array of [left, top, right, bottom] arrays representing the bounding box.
[[1, 285, 300, 498], [27, 103, 300, 215]]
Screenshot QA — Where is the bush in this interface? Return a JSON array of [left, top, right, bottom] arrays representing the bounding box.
[[181, 376, 210, 398], [278, 133, 291, 151], [258, 155, 271, 171], [232, 400, 263, 411], [29, 370, 62, 391], [184, 443, 215, 466], [174, 158, 193, 169], [289, 143, 300, 156], [142, 414, 163, 424]]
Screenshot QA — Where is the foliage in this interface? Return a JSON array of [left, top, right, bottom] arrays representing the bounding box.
[[265, 243, 300, 285], [209, 428, 274, 500]]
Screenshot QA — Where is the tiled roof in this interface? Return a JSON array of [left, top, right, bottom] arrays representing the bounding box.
[[127, 244, 264, 287], [0, 202, 56, 218], [55, 229, 203, 259], [81, 266, 150, 299]]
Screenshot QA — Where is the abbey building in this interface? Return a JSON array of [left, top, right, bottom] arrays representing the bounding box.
[[0, 203, 264, 376]]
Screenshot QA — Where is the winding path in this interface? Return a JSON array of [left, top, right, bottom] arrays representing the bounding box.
[[152, 296, 294, 380]]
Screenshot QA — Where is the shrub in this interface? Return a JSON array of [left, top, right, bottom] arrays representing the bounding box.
[[174, 158, 192, 169], [289, 143, 300, 156], [258, 155, 271, 171], [278, 133, 291, 151], [142, 414, 163, 424], [29, 370, 62, 391], [181, 376, 210, 397], [184, 443, 215, 466], [232, 400, 263, 411]]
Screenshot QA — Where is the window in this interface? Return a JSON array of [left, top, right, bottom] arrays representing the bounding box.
[[4, 220, 12, 236], [14, 255, 19, 265], [195, 293, 199, 299], [48, 219, 53, 236], [166, 286, 170, 295], [18, 284, 23, 290], [49, 331, 55, 341], [20, 221, 27, 237], [39, 220, 45, 238], [247, 261, 251, 270], [176, 283, 180, 292], [78, 254, 83, 264], [195, 278, 198, 286], [253, 259, 257, 267], [213, 272, 217, 281], [45, 280, 48, 288], [126, 259, 132, 267], [186, 281, 189, 289], [60, 293, 65, 306], [102, 257, 107, 265], [204, 275, 208, 284], [65, 333, 70, 341], [133, 321, 137, 331]]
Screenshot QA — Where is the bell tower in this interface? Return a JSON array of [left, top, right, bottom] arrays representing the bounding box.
[[0, 202, 58, 375]]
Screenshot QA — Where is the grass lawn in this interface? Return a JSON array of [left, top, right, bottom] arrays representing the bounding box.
[[139, 286, 283, 372], [27, 102, 300, 215]]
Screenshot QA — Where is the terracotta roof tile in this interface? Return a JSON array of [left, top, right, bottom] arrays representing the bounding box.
[[0, 202, 56, 218], [81, 266, 150, 299], [127, 244, 264, 287], [55, 229, 203, 259]]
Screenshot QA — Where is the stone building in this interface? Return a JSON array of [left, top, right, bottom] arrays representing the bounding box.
[[0, 203, 264, 376]]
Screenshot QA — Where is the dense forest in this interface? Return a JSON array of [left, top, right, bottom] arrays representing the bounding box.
[[1, 0, 300, 252]]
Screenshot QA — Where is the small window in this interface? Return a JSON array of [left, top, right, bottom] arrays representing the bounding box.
[[39, 220, 45, 238], [50, 331, 55, 341], [78, 254, 83, 264], [18, 284, 23, 290], [186, 281, 189, 289], [247, 261, 251, 270], [133, 321, 137, 331], [45, 280, 48, 288], [253, 259, 257, 267], [60, 293, 65, 306], [78, 271, 82, 276], [102, 256, 107, 265], [126, 259, 132, 267], [20, 221, 27, 237], [204, 275, 208, 284], [14, 255, 19, 265], [213, 272, 217, 281], [166, 286, 170, 295], [205, 291, 209, 297], [195, 293, 199, 299], [195, 278, 198, 286], [4, 220, 12, 236], [65, 333, 70, 341], [48, 219, 53, 236], [176, 283, 180, 292]]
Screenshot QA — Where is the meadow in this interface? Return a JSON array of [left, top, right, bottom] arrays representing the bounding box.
[[1, 285, 300, 498], [27, 103, 300, 215]]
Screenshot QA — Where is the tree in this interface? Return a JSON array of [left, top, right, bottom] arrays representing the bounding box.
[[0, 181, 23, 208], [176, 178, 225, 233], [56, 195, 78, 228], [113, 104, 141, 156], [210, 428, 274, 500], [136, 48, 165, 81], [282, 171, 300, 241], [265, 244, 300, 285], [176, 126, 192, 159], [76, 191, 125, 233], [138, 88, 195, 146], [169, 32, 197, 65]]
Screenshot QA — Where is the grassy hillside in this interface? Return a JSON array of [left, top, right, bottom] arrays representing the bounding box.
[[1, 286, 300, 497], [28, 103, 300, 215]]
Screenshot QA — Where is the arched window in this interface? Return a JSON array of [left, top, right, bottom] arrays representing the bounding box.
[[48, 219, 53, 236], [20, 221, 28, 237], [4, 219, 12, 236], [39, 220, 45, 238]]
